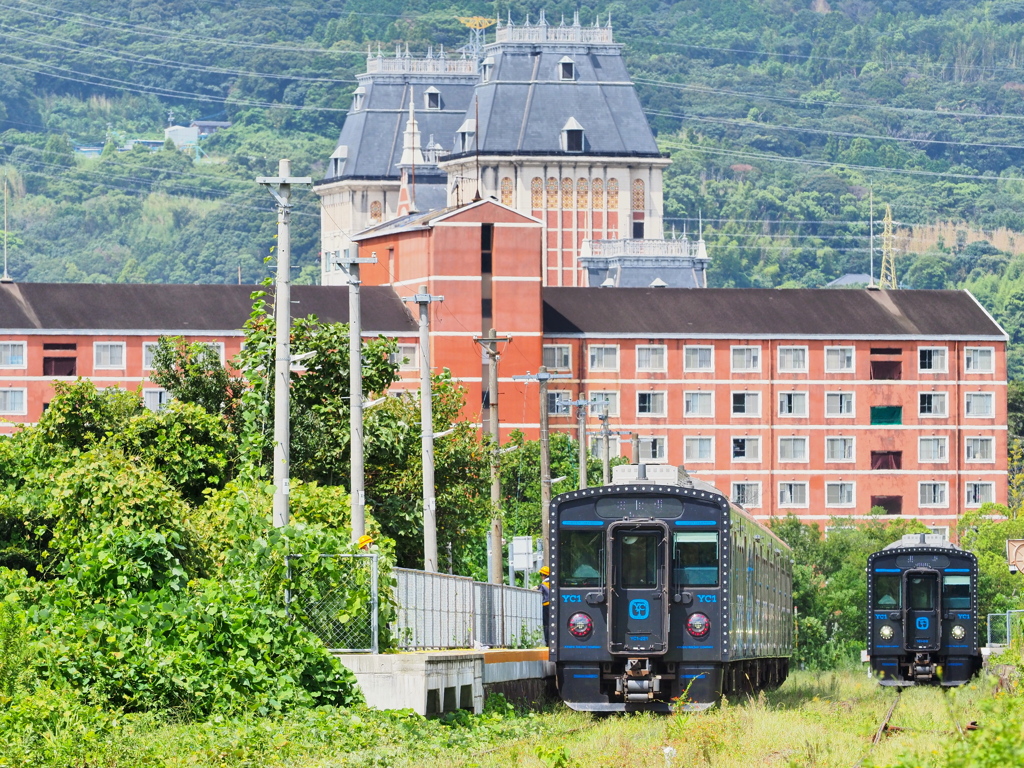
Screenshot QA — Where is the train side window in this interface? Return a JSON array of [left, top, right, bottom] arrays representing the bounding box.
[[874, 575, 901, 608], [908, 575, 936, 610], [621, 533, 659, 587], [559, 532, 605, 587], [673, 532, 719, 586], [943, 575, 971, 609]]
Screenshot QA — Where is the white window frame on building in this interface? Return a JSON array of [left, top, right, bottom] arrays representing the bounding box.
[[919, 481, 949, 507], [779, 482, 809, 508], [964, 346, 994, 374], [731, 391, 760, 417], [142, 341, 159, 370], [390, 344, 419, 371], [94, 341, 126, 369], [731, 436, 761, 462], [638, 436, 667, 462], [965, 436, 995, 462], [965, 392, 994, 418], [351, 86, 365, 111], [547, 390, 573, 416], [825, 481, 855, 507], [543, 344, 572, 371], [684, 436, 714, 463], [684, 345, 714, 372], [731, 482, 761, 508], [918, 346, 948, 373], [731, 345, 761, 373], [919, 392, 948, 417], [588, 391, 620, 417], [965, 482, 995, 507], [143, 388, 172, 412], [826, 436, 855, 462], [825, 391, 854, 417], [778, 391, 808, 417], [590, 435, 621, 459], [0, 388, 27, 415], [561, 117, 585, 153], [918, 436, 948, 463], [589, 344, 619, 372], [683, 391, 713, 417], [778, 436, 809, 462], [0, 341, 26, 368], [638, 391, 667, 417], [778, 345, 808, 373], [824, 346, 855, 373], [636, 344, 667, 372], [481, 56, 494, 82]]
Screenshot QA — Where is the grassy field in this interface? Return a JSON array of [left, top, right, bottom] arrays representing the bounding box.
[[3, 669, 1007, 768]]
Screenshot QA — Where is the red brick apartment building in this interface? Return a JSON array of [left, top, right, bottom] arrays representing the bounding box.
[[0, 203, 1009, 535]]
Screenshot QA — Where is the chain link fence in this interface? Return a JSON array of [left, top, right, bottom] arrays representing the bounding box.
[[987, 609, 1024, 648], [286, 553, 379, 653]]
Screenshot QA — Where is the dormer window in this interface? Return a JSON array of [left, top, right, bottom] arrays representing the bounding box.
[[351, 86, 365, 111], [562, 117, 584, 153], [329, 145, 348, 177], [456, 118, 476, 153], [425, 86, 441, 110], [559, 56, 576, 81], [481, 56, 494, 83]]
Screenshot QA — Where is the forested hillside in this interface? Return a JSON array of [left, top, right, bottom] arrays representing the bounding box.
[[5, 0, 1024, 367]]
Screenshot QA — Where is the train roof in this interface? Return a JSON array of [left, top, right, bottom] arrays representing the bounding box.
[[880, 533, 963, 552]]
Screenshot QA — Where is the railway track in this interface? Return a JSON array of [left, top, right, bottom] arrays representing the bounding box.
[[855, 690, 978, 768]]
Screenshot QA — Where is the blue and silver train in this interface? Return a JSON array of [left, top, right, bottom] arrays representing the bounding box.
[[548, 464, 794, 711], [867, 533, 982, 686]]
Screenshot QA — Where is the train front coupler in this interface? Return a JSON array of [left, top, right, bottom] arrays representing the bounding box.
[[615, 657, 665, 703]]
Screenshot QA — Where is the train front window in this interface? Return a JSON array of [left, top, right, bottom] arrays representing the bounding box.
[[943, 575, 971, 610], [908, 575, 936, 610], [621, 533, 659, 587], [874, 575, 901, 608], [673, 532, 719, 587], [559, 531, 604, 587]]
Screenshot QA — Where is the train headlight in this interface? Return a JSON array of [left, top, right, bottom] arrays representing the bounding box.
[[568, 612, 594, 639], [687, 612, 711, 639], [951, 624, 967, 640], [879, 624, 895, 640]]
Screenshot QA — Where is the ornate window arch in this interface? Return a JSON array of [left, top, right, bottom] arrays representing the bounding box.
[[592, 178, 604, 209], [370, 200, 383, 223], [531, 177, 543, 208], [561, 178, 573, 208], [546, 177, 558, 208], [607, 178, 619, 209], [632, 179, 646, 211], [576, 178, 589, 209], [500, 177, 514, 206]]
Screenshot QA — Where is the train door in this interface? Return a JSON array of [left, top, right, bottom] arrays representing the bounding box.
[[607, 521, 669, 654], [904, 569, 941, 651]]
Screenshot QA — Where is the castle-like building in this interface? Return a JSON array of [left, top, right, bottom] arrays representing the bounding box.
[[315, 14, 708, 289]]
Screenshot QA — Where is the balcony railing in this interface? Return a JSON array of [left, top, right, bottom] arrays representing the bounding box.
[[582, 238, 707, 259]]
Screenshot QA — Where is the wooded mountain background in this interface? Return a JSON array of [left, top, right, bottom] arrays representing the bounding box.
[[5, 0, 1024, 369]]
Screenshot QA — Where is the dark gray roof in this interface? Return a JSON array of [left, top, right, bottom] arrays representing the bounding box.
[[472, 44, 660, 156], [327, 73, 478, 180], [542, 288, 1007, 339], [0, 283, 417, 335]]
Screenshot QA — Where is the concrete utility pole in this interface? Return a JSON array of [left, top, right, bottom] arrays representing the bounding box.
[[475, 328, 511, 584], [512, 366, 571, 567], [592, 412, 630, 486], [333, 249, 378, 543], [403, 286, 444, 571], [257, 159, 311, 528], [557, 396, 599, 491]]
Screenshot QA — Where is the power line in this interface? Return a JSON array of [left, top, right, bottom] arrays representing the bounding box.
[[647, 110, 1024, 152], [637, 77, 1024, 122]]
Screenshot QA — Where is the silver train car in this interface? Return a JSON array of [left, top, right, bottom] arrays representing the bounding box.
[[548, 465, 794, 711]]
